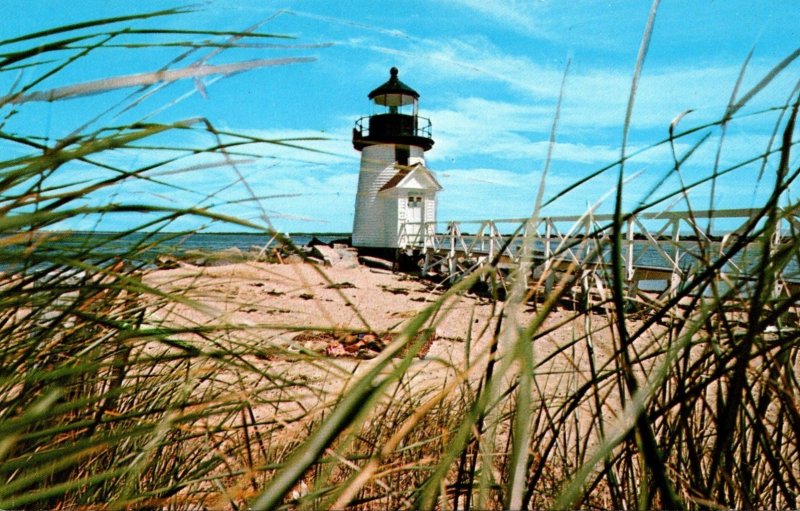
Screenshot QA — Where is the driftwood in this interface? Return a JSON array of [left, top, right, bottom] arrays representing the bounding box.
[[358, 255, 394, 271]]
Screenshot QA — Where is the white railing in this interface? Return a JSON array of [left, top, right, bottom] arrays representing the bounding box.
[[398, 207, 799, 302]]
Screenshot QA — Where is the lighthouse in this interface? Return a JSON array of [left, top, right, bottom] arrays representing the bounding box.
[[351, 67, 441, 253]]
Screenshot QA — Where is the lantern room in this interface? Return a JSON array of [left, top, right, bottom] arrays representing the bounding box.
[[353, 67, 434, 152]]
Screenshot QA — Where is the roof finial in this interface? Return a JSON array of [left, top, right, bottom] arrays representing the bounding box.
[[390, 66, 398, 78]]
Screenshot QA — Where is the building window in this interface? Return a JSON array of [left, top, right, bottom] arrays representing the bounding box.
[[395, 145, 410, 166]]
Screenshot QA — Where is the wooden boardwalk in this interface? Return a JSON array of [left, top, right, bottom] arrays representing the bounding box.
[[396, 208, 800, 305]]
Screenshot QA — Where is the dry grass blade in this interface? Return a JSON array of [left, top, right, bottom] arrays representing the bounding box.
[[2, 57, 315, 105]]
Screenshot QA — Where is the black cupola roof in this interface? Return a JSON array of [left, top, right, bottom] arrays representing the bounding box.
[[368, 67, 419, 106]]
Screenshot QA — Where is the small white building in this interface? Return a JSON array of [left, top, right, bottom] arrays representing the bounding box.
[[351, 67, 440, 250]]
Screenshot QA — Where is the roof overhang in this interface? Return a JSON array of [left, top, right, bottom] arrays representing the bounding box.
[[378, 163, 442, 195]]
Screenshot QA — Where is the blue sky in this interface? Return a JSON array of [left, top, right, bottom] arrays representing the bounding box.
[[2, 1, 798, 233]]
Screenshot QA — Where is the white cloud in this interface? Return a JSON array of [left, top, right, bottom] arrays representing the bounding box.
[[387, 34, 797, 135], [424, 97, 679, 166], [438, 0, 644, 49], [441, 0, 553, 38]]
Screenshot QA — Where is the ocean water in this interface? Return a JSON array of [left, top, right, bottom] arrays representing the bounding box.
[[534, 238, 798, 281], [2, 231, 796, 284], [0, 231, 348, 271]]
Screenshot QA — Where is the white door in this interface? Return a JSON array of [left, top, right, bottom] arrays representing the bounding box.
[[406, 195, 423, 244]]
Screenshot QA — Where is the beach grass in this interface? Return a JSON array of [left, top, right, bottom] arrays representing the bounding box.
[[2, 5, 800, 511]]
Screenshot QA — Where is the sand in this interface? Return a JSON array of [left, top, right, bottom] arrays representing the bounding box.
[[136, 257, 669, 507], [142, 259, 627, 393]]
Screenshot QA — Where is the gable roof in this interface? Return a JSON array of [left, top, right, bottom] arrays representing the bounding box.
[[379, 163, 442, 193]]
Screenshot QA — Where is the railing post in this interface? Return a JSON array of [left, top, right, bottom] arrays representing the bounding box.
[[399, 221, 406, 249], [670, 218, 681, 296], [584, 215, 590, 258], [583, 216, 593, 305], [488, 223, 495, 261], [544, 220, 553, 294], [626, 216, 635, 287], [771, 214, 783, 298], [449, 222, 457, 278], [520, 218, 536, 293], [423, 248, 431, 275]]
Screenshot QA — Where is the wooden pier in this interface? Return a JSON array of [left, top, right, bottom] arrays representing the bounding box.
[[395, 208, 800, 306]]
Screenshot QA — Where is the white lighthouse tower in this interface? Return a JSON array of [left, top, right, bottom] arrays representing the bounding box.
[[352, 67, 441, 253]]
